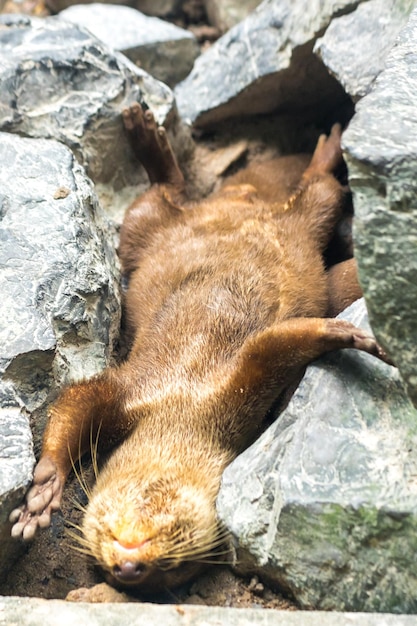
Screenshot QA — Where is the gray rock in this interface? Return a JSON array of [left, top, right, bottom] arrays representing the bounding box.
[[1, 596, 417, 626], [0, 131, 120, 580], [205, 0, 262, 32], [315, 0, 415, 102], [59, 4, 200, 87], [45, 0, 134, 12], [217, 299, 417, 612], [174, 0, 359, 127], [135, 0, 180, 18], [0, 14, 186, 196], [343, 8, 417, 408]]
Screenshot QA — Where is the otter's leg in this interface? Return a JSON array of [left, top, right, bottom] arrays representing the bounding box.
[[123, 103, 184, 186], [326, 258, 363, 317], [280, 125, 347, 252], [119, 103, 187, 275], [10, 369, 133, 541], [301, 123, 344, 185], [228, 317, 391, 420]]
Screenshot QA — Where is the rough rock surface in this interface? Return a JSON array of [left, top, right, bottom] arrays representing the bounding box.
[[59, 4, 200, 87], [1, 596, 417, 626], [44, 0, 180, 17], [315, 0, 415, 102], [205, 0, 262, 32], [217, 299, 417, 613], [0, 14, 188, 195], [174, 0, 359, 127], [343, 8, 417, 409], [0, 131, 120, 580], [135, 0, 179, 18]]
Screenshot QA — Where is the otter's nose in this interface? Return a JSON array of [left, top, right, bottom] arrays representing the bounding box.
[[112, 560, 146, 583]]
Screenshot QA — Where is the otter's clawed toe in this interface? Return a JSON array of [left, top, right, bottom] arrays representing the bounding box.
[[122, 102, 145, 132], [350, 328, 394, 365], [9, 456, 64, 541], [308, 124, 343, 177], [322, 319, 393, 365]]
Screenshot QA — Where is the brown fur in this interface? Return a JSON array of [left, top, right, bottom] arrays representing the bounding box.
[[10, 105, 389, 593]]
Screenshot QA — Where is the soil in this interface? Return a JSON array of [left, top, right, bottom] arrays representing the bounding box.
[[0, 0, 323, 611]]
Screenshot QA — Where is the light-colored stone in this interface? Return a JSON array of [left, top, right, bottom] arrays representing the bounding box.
[[1, 596, 417, 625], [59, 4, 199, 87], [315, 0, 415, 101], [174, 0, 359, 127], [135, 0, 180, 18], [0, 14, 188, 196], [217, 299, 417, 612], [343, 7, 417, 408], [205, 0, 262, 32], [0, 131, 120, 580]]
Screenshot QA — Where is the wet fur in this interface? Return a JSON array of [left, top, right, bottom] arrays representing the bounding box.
[[10, 106, 389, 593]]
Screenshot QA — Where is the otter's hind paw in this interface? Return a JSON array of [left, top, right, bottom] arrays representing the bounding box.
[[9, 456, 64, 541]]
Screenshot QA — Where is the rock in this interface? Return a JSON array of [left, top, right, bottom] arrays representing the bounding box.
[[2, 595, 417, 626], [0, 131, 120, 581], [205, 0, 262, 32], [59, 4, 200, 87], [343, 8, 417, 409], [135, 0, 180, 18], [0, 405, 35, 577], [0, 14, 191, 207], [315, 0, 415, 102], [45, 0, 132, 13], [174, 0, 358, 128], [217, 299, 417, 612]]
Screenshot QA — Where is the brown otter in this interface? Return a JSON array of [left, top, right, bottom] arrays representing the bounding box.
[[10, 104, 389, 593]]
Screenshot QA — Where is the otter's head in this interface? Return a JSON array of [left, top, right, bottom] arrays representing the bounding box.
[[78, 468, 229, 593]]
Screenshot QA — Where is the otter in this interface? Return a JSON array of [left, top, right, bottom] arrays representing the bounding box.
[[10, 103, 390, 593]]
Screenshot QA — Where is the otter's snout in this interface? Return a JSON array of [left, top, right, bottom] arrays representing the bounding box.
[[112, 560, 147, 584]]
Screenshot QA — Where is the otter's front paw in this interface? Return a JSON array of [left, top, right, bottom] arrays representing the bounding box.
[[9, 456, 64, 541], [323, 319, 393, 365]]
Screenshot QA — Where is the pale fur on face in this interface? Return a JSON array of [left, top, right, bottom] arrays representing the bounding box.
[[77, 429, 232, 591]]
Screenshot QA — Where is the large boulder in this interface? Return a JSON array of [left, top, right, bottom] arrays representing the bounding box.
[[59, 4, 200, 87], [217, 299, 417, 612], [134, 0, 180, 18], [0, 131, 120, 581], [205, 0, 262, 32], [174, 0, 360, 128], [0, 15, 190, 201], [343, 7, 417, 409], [315, 0, 415, 102]]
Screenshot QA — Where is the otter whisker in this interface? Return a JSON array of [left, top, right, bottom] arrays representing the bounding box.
[[163, 537, 231, 561], [67, 436, 92, 501], [67, 543, 95, 557], [67, 495, 88, 514], [65, 521, 95, 549], [90, 419, 102, 481], [163, 526, 230, 556], [65, 518, 86, 533], [78, 451, 92, 501], [164, 547, 232, 562], [65, 529, 95, 556]]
